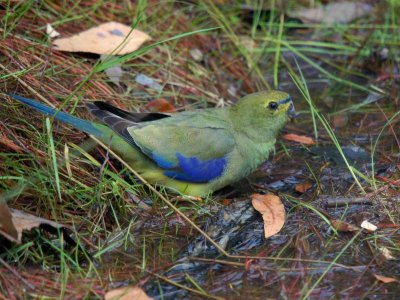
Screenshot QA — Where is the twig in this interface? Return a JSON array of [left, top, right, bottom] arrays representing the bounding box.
[[322, 196, 373, 207]]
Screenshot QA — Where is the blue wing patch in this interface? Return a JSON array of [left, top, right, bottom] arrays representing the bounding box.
[[152, 152, 227, 183]]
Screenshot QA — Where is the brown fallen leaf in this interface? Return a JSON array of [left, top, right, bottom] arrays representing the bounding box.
[[143, 98, 176, 113], [378, 246, 396, 260], [251, 194, 285, 238], [295, 182, 313, 193], [330, 219, 360, 232], [0, 201, 18, 241], [0, 208, 67, 243], [374, 274, 399, 284], [283, 134, 315, 145], [53, 22, 151, 55], [288, 2, 373, 24], [105, 285, 152, 300]]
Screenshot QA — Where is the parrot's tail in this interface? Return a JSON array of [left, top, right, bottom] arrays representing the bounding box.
[[8, 94, 104, 138]]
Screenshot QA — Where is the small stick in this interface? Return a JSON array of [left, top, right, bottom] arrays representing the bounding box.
[[322, 196, 373, 207]]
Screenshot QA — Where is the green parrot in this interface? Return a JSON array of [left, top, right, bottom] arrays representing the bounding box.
[[8, 91, 294, 196]]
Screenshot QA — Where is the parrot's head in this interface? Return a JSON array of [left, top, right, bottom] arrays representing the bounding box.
[[230, 90, 295, 139]]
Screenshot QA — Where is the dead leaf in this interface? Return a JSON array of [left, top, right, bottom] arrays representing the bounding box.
[[46, 23, 60, 38], [0, 208, 66, 243], [99, 55, 125, 86], [190, 48, 203, 62], [330, 219, 360, 232], [251, 194, 285, 238], [136, 74, 162, 91], [0, 201, 18, 241], [283, 134, 315, 145], [295, 182, 313, 193], [105, 65, 124, 86], [144, 98, 176, 113], [53, 22, 151, 55], [105, 285, 152, 300], [374, 274, 399, 284], [360, 220, 377, 232], [289, 2, 373, 24], [378, 246, 396, 260]]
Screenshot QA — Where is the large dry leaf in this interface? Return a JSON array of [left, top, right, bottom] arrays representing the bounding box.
[[0, 208, 66, 243], [0, 201, 18, 241], [53, 22, 151, 55], [251, 194, 285, 238], [105, 286, 152, 300], [289, 2, 373, 24]]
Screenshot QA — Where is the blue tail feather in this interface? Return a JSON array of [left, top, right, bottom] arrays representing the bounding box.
[[8, 94, 103, 137]]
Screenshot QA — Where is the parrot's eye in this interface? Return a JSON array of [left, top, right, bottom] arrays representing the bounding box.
[[268, 102, 278, 110]]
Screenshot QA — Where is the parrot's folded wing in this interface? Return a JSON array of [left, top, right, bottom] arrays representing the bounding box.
[[87, 101, 236, 183], [129, 124, 236, 183]]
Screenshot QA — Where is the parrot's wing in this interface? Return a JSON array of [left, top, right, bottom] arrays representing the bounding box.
[[87, 101, 235, 183], [129, 123, 236, 183]]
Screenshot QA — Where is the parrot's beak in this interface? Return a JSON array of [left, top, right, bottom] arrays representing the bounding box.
[[277, 95, 297, 118], [287, 102, 297, 118]]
